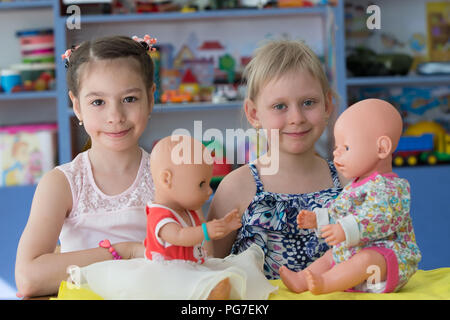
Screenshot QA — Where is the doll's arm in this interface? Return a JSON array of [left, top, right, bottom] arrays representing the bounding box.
[[158, 210, 241, 247], [297, 210, 317, 229], [298, 208, 333, 237]]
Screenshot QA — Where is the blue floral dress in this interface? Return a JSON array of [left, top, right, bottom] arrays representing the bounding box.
[[231, 161, 343, 279]]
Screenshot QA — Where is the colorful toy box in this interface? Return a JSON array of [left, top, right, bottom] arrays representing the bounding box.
[[0, 124, 57, 186]]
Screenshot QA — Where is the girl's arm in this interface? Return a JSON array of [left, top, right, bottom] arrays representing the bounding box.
[[15, 169, 140, 297], [206, 166, 256, 258]]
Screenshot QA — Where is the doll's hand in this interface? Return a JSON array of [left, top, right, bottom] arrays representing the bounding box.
[[320, 224, 346, 246], [207, 209, 241, 240], [206, 219, 228, 240], [297, 210, 317, 229], [222, 209, 242, 233]]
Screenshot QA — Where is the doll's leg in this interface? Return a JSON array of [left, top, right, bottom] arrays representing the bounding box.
[[279, 249, 334, 293], [305, 249, 387, 295], [207, 278, 230, 300]]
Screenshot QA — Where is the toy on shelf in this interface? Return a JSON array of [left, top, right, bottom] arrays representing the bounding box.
[[393, 121, 450, 166], [5, 28, 56, 93], [61, 0, 113, 15], [0, 70, 22, 93], [202, 139, 233, 188], [0, 123, 57, 186], [426, 2, 450, 62], [179, 68, 200, 97], [160, 89, 193, 103]]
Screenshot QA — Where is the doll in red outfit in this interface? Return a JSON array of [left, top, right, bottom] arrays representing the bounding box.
[[145, 135, 241, 298], [79, 135, 277, 300]]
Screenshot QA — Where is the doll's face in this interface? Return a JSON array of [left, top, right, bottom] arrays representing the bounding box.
[[170, 163, 213, 211], [333, 123, 379, 180]]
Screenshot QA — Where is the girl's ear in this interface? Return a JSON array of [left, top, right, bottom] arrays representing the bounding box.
[[377, 136, 393, 159], [325, 91, 335, 118], [69, 91, 82, 121], [244, 98, 260, 128], [147, 83, 156, 117]]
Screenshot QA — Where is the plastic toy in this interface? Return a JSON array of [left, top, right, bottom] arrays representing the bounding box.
[[393, 121, 450, 166], [202, 139, 233, 188], [179, 68, 200, 96], [426, 2, 449, 62], [160, 89, 193, 104], [0, 70, 22, 93], [279, 99, 421, 295]]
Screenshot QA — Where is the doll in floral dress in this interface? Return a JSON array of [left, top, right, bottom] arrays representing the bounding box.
[[279, 99, 421, 294]]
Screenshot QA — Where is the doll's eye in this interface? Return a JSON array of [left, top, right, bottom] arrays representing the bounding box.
[[345, 146, 349, 151], [199, 181, 205, 188]]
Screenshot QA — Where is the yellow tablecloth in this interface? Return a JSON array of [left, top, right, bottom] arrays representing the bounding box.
[[269, 268, 450, 300], [52, 268, 449, 300]]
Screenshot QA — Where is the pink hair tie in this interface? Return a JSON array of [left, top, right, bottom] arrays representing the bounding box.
[[132, 34, 157, 52], [99, 239, 122, 260], [61, 45, 80, 68]]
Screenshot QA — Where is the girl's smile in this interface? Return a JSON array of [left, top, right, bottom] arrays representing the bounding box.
[[104, 128, 132, 138]]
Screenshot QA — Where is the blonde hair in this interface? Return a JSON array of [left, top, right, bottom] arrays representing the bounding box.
[[243, 39, 337, 104]]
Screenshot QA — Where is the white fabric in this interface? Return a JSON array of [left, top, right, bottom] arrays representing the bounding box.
[[57, 148, 154, 252], [79, 244, 278, 300], [337, 215, 360, 247], [313, 207, 330, 238]]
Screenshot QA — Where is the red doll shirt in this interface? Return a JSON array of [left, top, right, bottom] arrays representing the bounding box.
[[144, 204, 207, 264]]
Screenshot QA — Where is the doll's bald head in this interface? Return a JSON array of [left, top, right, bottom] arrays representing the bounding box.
[[150, 135, 214, 210], [150, 135, 213, 173], [333, 99, 403, 179], [335, 99, 403, 151]]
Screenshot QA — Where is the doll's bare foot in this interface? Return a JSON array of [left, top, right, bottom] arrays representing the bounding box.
[[305, 269, 325, 295], [207, 278, 230, 300], [279, 266, 308, 293]]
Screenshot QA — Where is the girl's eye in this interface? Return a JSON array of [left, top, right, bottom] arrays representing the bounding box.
[[303, 99, 315, 107], [199, 181, 205, 188], [123, 96, 137, 103], [91, 99, 105, 106], [273, 103, 287, 111], [345, 146, 349, 151]]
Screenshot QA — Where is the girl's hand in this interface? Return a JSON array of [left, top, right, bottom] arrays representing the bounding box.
[[320, 224, 346, 246], [114, 241, 145, 259], [297, 210, 317, 229]]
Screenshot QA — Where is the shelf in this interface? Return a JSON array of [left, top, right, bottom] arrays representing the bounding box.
[[66, 101, 242, 116], [346, 75, 450, 87], [57, 6, 328, 25], [0, 0, 53, 11], [153, 101, 243, 113], [0, 90, 57, 101]]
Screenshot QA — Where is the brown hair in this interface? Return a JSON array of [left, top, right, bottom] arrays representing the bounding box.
[[66, 35, 155, 97]]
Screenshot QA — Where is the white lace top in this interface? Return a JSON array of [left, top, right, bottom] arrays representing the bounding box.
[[56, 148, 154, 253]]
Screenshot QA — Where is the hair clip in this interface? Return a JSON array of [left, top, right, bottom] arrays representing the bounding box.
[[132, 35, 157, 52], [61, 45, 80, 68]]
